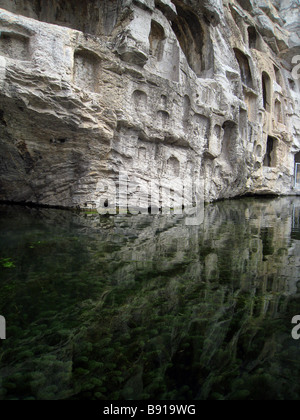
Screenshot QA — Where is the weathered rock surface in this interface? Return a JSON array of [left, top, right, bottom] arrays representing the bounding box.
[[0, 0, 299, 209]]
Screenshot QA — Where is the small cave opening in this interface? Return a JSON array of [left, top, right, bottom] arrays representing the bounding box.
[[229, 5, 247, 43], [262, 72, 271, 112], [233, 48, 253, 89], [248, 26, 258, 49], [295, 152, 300, 187], [149, 20, 166, 61], [261, 227, 275, 260], [263, 136, 277, 168], [50, 137, 68, 144]]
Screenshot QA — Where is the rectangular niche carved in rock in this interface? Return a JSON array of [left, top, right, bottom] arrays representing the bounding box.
[[263, 136, 278, 168], [274, 65, 282, 87], [205, 124, 222, 159], [149, 20, 166, 61], [73, 50, 101, 93], [0, 32, 30, 61], [234, 48, 253, 89], [192, 114, 210, 141], [248, 26, 258, 49], [171, 2, 213, 78], [244, 90, 257, 123], [275, 99, 283, 124], [222, 121, 238, 160], [262, 72, 271, 112]]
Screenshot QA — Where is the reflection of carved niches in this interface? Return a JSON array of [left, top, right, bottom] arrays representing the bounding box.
[[73, 50, 101, 93], [132, 90, 147, 115], [0, 33, 30, 61]]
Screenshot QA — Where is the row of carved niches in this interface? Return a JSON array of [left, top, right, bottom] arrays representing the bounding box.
[[0, 0, 211, 78], [0, 0, 123, 36]]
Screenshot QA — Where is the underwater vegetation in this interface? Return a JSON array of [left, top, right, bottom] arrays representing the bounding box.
[[0, 197, 300, 400]]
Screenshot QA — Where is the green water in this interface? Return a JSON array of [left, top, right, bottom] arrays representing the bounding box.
[[0, 197, 300, 400]]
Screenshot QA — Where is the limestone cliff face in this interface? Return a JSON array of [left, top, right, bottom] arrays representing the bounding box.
[[0, 0, 299, 209]]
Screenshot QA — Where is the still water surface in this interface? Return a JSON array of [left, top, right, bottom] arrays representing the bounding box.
[[0, 197, 300, 400]]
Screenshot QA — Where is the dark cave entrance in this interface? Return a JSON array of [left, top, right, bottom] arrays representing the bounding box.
[[262, 72, 271, 112], [234, 48, 253, 89], [263, 136, 277, 168]]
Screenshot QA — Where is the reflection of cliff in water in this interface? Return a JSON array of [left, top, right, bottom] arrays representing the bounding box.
[[0, 197, 299, 400]]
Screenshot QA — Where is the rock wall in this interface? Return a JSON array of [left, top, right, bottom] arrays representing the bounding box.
[[0, 0, 299, 209]]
